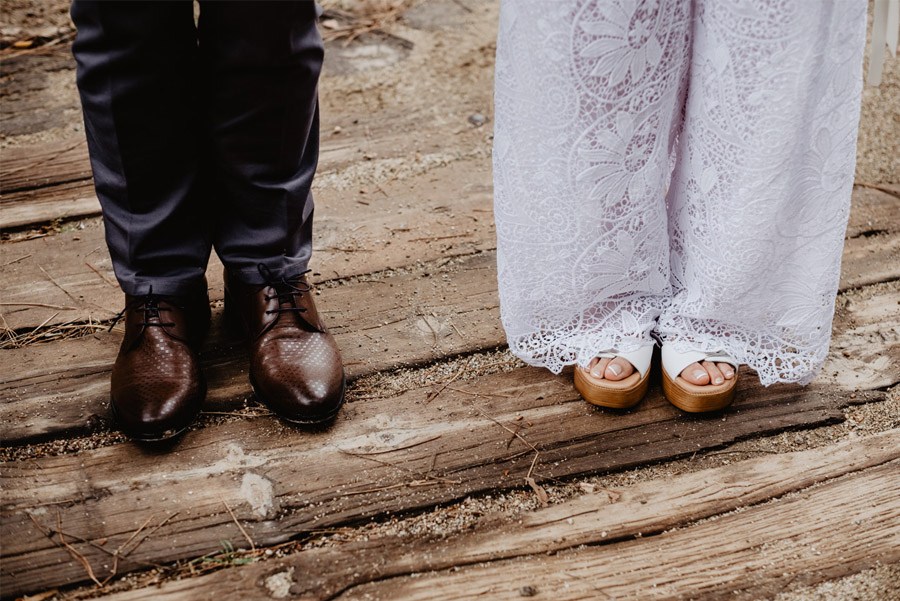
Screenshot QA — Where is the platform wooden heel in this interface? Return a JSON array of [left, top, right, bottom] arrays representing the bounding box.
[[574, 345, 654, 409], [661, 345, 739, 413]]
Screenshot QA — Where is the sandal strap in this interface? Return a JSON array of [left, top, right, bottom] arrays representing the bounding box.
[[662, 345, 738, 381], [594, 344, 654, 379]]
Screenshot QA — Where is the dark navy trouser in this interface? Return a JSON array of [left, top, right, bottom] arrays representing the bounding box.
[[71, 1, 322, 296]]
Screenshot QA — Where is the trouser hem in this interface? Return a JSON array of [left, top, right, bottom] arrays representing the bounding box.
[[118, 276, 209, 298], [224, 258, 312, 286]]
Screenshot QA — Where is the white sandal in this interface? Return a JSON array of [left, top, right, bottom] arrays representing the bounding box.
[[661, 345, 739, 412], [574, 345, 654, 409]]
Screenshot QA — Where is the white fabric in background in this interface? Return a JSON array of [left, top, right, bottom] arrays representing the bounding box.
[[493, 0, 868, 385], [868, 0, 899, 86]]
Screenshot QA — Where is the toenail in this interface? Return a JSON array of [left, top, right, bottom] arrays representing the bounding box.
[[608, 364, 622, 376], [714, 377, 724, 385], [590, 366, 604, 378], [692, 370, 707, 381]]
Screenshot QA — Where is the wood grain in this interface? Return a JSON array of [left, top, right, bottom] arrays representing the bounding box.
[[0, 44, 80, 140], [841, 232, 900, 290], [846, 186, 900, 237], [1, 138, 90, 193], [93, 428, 900, 601], [0, 190, 100, 229], [338, 461, 900, 600]]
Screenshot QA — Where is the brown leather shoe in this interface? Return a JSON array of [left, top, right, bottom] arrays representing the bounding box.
[[224, 267, 345, 424], [110, 287, 210, 441]]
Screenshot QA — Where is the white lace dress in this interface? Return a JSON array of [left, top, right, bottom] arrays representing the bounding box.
[[493, 0, 868, 385]]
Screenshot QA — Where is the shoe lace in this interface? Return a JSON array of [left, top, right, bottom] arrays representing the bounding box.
[[108, 287, 178, 331], [258, 264, 312, 316]]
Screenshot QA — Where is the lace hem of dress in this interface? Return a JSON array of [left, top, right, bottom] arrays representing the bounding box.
[[509, 320, 830, 386], [657, 315, 830, 386]]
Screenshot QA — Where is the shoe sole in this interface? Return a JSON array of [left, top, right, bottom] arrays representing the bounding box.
[[109, 380, 204, 443], [661, 369, 738, 413], [574, 366, 650, 409], [249, 376, 346, 426]]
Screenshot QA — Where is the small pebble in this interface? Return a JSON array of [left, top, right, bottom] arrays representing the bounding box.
[[468, 113, 487, 127]]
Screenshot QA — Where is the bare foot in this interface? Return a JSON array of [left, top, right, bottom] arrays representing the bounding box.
[[680, 361, 735, 386], [587, 356, 635, 381]]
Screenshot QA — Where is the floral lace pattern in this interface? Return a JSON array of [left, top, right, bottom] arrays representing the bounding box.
[[493, 0, 867, 385]]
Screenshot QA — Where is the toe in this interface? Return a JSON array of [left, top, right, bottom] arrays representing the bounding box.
[[703, 361, 725, 386], [719, 362, 735, 380], [605, 357, 635, 381], [589, 357, 610, 379], [681, 362, 710, 385]]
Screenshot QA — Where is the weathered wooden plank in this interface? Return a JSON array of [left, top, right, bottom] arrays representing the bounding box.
[[864, 183, 900, 198], [3, 244, 898, 447], [0, 138, 90, 193], [2, 254, 898, 449], [1, 354, 889, 597], [0, 189, 99, 229], [93, 428, 900, 601], [839, 188, 900, 290], [339, 461, 900, 601], [843, 232, 900, 289], [827, 280, 900, 392], [0, 175, 93, 209], [3, 251, 899, 450], [0, 44, 80, 139], [0, 249, 501, 443], [840, 232, 900, 290], [0, 156, 494, 331], [0, 121, 489, 230], [846, 187, 900, 237], [11, 141, 888, 240]]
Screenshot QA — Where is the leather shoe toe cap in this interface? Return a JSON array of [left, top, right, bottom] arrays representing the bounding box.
[[111, 378, 203, 439], [252, 340, 345, 423]]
